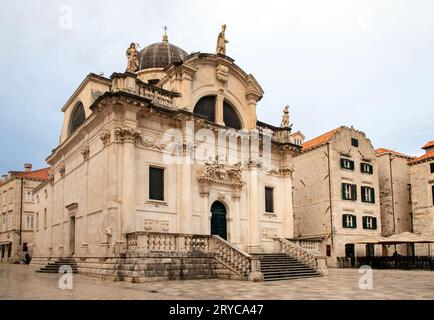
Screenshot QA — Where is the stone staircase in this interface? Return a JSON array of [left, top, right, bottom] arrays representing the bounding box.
[[258, 253, 321, 281], [36, 258, 78, 274]]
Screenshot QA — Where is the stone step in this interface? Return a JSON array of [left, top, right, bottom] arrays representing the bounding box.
[[264, 274, 322, 281]]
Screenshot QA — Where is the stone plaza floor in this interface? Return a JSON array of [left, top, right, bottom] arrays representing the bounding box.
[[0, 264, 433, 300]]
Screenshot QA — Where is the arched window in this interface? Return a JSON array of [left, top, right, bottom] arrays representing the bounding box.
[[69, 102, 85, 135], [193, 96, 241, 130], [223, 100, 241, 130]]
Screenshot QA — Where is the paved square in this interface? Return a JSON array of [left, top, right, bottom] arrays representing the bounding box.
[[0, 264, 433, 300]]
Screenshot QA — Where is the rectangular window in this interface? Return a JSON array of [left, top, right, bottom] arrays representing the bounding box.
[[361, 186, 375, 203], [432, 185, 434, 206], [342, 183, 357, 201], [360, 162, 373, 174], [265, 187, 274, 213], [149, 166, 165, 201], [23, 242, 28, 252], [362, 216, 377, 230], [342, 214, 357, 228], [430, 163, 434, 174], [351, 138, 359, 147], [44, 209, 47, 229], [340, 158, 355, 170], [25, 191, 33, 202], [26, 215, 34, 230]]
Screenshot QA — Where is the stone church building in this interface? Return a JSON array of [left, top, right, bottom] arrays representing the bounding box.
[[31, 30, 325, 281]]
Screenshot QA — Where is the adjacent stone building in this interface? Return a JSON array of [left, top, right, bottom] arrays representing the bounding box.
[[376, 148, 415, 255], [0, 164, 49, 263], [409, 141, 434, 255], [293, 126, 382, 267]]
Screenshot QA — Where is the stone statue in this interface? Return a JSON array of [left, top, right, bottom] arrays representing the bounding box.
[[216, 24, 229, 55], [126, 42, 139, 72], [280, 105, 292, 128]]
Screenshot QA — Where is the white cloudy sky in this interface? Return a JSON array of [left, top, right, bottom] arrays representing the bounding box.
[[0, 0, 433, 173]]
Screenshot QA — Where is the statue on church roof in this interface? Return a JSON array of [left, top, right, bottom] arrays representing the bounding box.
[[216, 24, 229, 55], [280, 105, 292, 129], [126, 42, 139, 72]]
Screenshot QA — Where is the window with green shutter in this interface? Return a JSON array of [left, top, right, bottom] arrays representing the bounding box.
[[361, 186, 375, 203], [342, 183, 357, 201], [340, 158, 355, 170], [361, 162, 373, 174], [362, 216, 377, 230], [343, 214, 357, 228]]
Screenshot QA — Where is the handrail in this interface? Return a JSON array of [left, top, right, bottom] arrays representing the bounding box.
[[276, 238, 318, 270], [211, 235, 251, 277]]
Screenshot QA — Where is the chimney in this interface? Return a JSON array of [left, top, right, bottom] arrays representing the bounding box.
[[24, 163, 32, 172], [422, 141, 434, 154]]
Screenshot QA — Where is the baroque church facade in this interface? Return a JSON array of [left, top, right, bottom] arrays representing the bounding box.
[[32, 30, 303, 264]]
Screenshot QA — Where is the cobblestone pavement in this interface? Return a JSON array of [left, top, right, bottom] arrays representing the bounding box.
[[0, 264, 433, 300]]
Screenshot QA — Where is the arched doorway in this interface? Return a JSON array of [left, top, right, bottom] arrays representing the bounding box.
[[210, 201, 227, 240]]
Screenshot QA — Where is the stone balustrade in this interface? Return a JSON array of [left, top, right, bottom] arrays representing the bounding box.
[[211, 235, 252, 277], [286, 239, 322, 255], [275, 238, 328, 275], [126, 232, 252, 279]]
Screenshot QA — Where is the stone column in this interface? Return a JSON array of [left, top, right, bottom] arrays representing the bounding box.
[[178, 120, 194, 234], [180, 65, 197, 110], [115, 126, 139, 239], [245, 93, 260, 130], [215, 91, 225, 126], [231, 193, 241, 245], [200, 185, 210, 235], [247, 163, 261, 253], [281, 150, 294, 238]]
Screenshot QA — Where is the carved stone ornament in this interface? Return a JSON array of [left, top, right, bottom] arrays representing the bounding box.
[[216, 64, 229, 82], [58, 163, 66, 177], [197, 156, 244, 187], [137, 135, 169, 151], [81, 144, 90, 160], [100, 131, 111, 146], [114, 126, 140, 143], [269, 163, 294, 176]]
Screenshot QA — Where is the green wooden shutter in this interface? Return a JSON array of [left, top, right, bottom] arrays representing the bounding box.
[[340, 159, 345, 169], [362, 216, 367, 229], [371, 188, 375, 203], [352, 215, 357, 228], [350, 160, 355, 170], [351, 184, 357, 201], [342, 214, 347, 228], [361, 186, 366, 202], [373, 217, 377, 229], [342, 183, 346, 200]]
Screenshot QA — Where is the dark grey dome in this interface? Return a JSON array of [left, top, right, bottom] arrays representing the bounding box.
[[138, 38, 188, 70]]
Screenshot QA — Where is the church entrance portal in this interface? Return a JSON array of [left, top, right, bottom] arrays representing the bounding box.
[[211, 201, 227, 240]]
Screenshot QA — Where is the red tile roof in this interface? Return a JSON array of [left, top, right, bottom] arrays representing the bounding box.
[[301, 128, 339, 151], [375, 148, 414, 159], [408, 150, 434, 165], [15, 167, 50, 180], [422, 141, 434, 150], [0, 167, 49, 187]]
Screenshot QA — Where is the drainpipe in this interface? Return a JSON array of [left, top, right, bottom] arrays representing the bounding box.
[[19, 177, 24, 247], [327, 143, 334, 248]]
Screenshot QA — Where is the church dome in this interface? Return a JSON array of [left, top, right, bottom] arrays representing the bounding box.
[[138, 35, 188, 70]]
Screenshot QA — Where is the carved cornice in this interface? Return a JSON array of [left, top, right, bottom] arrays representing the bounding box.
[[268, 164, 294, 177], [114, 126, 140, 143]]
